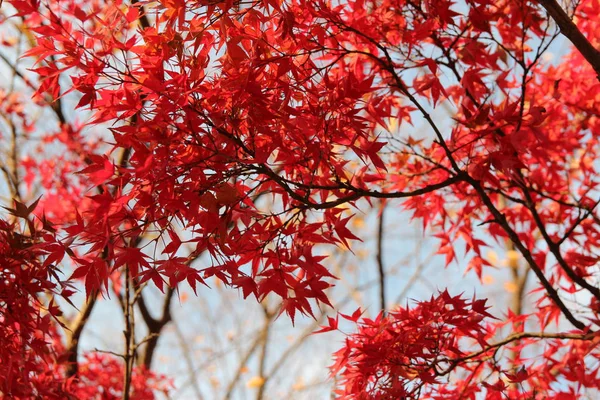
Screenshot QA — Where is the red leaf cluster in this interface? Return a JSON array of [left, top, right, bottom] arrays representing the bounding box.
[[3, 0, 600, 396], [330, 292, 492, 399]]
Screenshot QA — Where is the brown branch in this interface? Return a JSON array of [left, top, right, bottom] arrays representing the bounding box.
[[467, 176, 588, 331], [255, 304, 272, 400], [122, 265, 134, 400], [445, 331, 597, 372], [538, 0, 600, 79], [0, 114, 21, 201], [8, 115, 21, 201], [64, 293, 98, 377], [258, 164, 462, 210], [136, 286, 174, 369], [520, 185, 600, 299], [131, 0, 151, 30], [376, 200, 386, 311]]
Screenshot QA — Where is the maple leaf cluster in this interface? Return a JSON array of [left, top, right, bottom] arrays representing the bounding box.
[[0, 213, 66, 398], [325, 294, 600, 399], [0, 210, 170, 398], [71, 353, 172, 400], [327, 292, 492, 399]]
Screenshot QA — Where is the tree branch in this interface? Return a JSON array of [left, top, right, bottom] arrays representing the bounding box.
[[376, 201, 386, 311], [64, 293, 98, 377], [538, 0, 600, 79], [467, 177, 589, 331], [445, 330, 597, 371], [136, 286, 174, 369]]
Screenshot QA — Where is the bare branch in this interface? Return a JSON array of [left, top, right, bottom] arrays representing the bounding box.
[[64, 294, 98, 377], [376, 200, 386, 311]]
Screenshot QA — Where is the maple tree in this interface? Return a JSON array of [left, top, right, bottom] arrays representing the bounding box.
[[1, 0, 600, 398]]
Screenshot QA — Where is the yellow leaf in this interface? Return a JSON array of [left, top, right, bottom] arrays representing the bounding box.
[[504, 281, 517, 293], [506, 250, 520, 267], [210, 376, 220, 388], [226, 330, 235, 341], [247, 376, 265, 388], [292, 377, 305, 391], [486, 250, 498, 265], [482, 275, 494, 285], [352, 217, 365, 228], [356, 249, 368, 260], [387, 117, 398, 132], [180, 292, 189, 303]]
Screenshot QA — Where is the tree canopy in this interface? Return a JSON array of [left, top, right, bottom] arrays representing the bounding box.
[[2, 0, 600, 398]]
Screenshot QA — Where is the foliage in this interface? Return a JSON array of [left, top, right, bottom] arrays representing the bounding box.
[[1, 0, 600, 398]]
